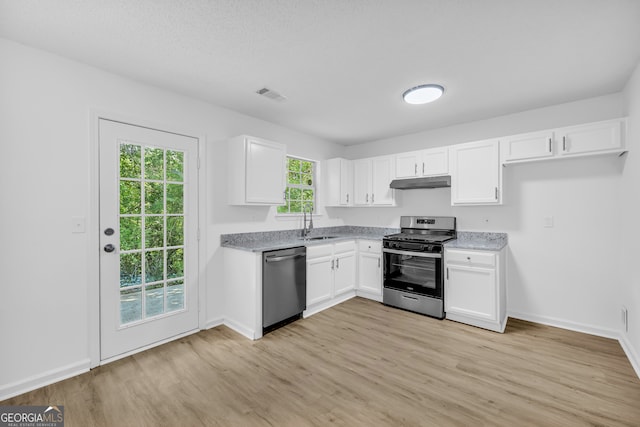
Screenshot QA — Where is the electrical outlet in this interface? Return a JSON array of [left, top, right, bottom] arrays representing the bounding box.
[[621, 306, 628, 332]]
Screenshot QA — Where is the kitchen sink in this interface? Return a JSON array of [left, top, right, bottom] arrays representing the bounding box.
[[301, 235, 340, 241]]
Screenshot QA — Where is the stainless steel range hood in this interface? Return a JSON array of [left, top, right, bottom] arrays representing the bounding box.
[[389, 176, 451, 189]]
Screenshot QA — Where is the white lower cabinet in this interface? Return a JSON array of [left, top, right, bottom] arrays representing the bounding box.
[[305, 241, 357, 317], [356, 240, 382, 301], [445, 247, 507, 333]]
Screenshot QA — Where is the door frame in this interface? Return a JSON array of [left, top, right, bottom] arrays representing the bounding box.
[[88, 110, 207, 368]]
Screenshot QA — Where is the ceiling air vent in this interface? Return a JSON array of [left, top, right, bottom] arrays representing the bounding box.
[[256, 87, 287, 102]]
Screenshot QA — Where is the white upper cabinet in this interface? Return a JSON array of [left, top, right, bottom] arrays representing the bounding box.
[[450, 139, 501, 205], [371, 156, 395, 205], [227, 135, 286, 205], [353, 158, 371, 205], [324, 158, 353, 206], [395, 151, 421, 178], [557, 119, 624, 156], [354, 156, 395, 206], [501, 131, 554, 162], [394, 147, 449, 179], [502, 118, 626, 164]]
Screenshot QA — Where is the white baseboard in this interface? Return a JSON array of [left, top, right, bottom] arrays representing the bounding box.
[[205, 317, 224, 330], [304, 293, 355, 318], [507, 310, 620, 340], [223, 318, 258, 340], [619, 334, 640, 379], [0, 359, 90, 402], [355, 290, 382, 302]]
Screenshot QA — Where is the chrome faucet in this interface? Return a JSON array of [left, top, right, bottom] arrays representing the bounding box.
[[302, 203, 314, 238]]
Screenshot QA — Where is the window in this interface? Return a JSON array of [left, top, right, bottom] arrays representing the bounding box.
[[278, 157, 316, 214]]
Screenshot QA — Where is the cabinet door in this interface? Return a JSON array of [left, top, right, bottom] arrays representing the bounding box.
[[306, 255, 333, 306], [371, 156, 394, 205], [339, 159, 353, 205], [353, 159, 371, 205], [450, 139, 501, 205], [245, 138, 286, 204], [358, 252, 381, 295], [445, 265, 497, 321], [334, 252, 356, 296], [502, 131, 554, 162], [421, 147, 449, 176], [395, 151, 421, 179], [324, 158, 352, 206], [558, 119, 623, 156]]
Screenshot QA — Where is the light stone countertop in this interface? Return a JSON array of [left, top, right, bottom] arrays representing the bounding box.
[[221, 226, 399, 252], [444, 231, 508, 251]]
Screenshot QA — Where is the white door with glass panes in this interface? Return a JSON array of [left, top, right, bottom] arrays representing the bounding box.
[[99, 119, 199, 361]]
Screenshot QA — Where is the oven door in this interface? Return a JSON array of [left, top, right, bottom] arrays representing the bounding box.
[[383, 248, 443, 298]]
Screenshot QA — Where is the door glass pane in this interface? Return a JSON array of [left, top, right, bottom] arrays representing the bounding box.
[[120, 181, 141, 214], [120, 143, 141, 178], [145, 283, 165, 317], [120, 217, 142, 251], [144, 147, 164, 180], [167, 248, 184, 279], [145, 182, 164, 214], [166, 184, 183, 214], [166, 150, 184, 182], [167, 280, 184, 312], [120, 252, 142, 287], [167, 216, 184, 247], [120, 288, 142, 324], [145, 250, 164, 283], [145, 216, 164, 249]]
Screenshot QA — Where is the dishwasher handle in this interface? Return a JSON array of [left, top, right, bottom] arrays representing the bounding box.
[[265, 253, 305, 263]]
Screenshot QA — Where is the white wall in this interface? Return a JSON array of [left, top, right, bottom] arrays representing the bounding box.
[[621, 60, 640, 374], [339, 94, 627, 337], [0, 38, 344, 398]]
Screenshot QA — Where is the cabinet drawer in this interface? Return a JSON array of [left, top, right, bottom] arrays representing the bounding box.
[[307, 244, 334, 259], [358, 240, 382, 253], [446, 250, 495, 267], [334, 240, 356, 254]]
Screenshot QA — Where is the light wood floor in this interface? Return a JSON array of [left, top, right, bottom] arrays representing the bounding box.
[[4, 297, 640, 426]]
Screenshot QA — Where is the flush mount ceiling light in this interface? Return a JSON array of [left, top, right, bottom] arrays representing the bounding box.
[[402, 84, 444, 105]]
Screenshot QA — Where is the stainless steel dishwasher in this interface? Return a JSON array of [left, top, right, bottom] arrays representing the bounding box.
[[262, 246, 306, 334]]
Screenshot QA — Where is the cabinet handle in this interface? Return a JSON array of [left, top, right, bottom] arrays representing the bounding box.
[[283, 190, 286, 201], [346, 193, 349, 203], [562, 136, 566, 151], [372, 194, 375, 203], [446, 267, 449, 280], [331, 259, 335, 270], [336, 258, 340, 269], [378, 257, 380, 268], [415, 163, 417, 175], [422, 163, 425, 175], [548, 138, 552, 153], [366, 193, 369, 203], [495, 187, 498, 200]]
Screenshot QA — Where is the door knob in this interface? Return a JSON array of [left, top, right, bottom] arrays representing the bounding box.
[[104, 244, 116, 253]]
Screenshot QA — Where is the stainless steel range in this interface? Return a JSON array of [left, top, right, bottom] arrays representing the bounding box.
[[383, 216, 456, 319]]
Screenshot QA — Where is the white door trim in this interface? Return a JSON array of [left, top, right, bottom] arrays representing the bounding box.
[[88, 109, 206, 368]]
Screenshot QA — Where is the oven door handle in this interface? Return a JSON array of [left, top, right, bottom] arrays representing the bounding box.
[[382, 248, 442, 259]]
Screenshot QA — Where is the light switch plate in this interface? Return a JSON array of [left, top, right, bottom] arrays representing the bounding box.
[[71, 216, 86, 233], [543, 216, 554, 228]]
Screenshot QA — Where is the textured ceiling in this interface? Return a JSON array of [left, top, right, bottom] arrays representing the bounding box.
[[1, 0, 639, 145]]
